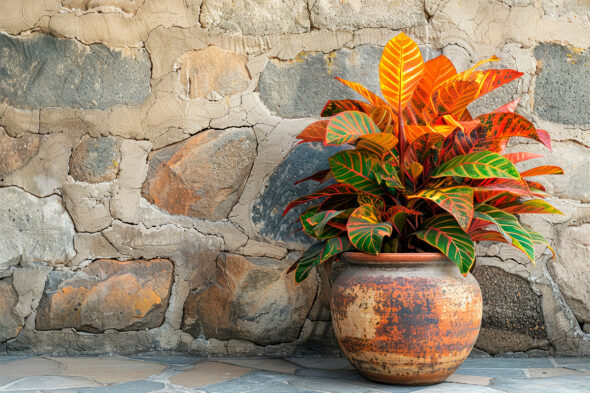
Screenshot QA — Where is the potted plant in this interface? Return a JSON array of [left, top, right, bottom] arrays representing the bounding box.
[[284, 33, 562, 385]]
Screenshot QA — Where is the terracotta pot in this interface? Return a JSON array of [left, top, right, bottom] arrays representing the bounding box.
[[331, 252, 482, 385]]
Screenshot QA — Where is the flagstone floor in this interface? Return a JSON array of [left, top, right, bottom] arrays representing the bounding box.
[[0, 354, 589, 393]]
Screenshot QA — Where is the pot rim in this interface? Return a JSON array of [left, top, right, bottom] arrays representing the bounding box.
[[341, 252, 449, 265]]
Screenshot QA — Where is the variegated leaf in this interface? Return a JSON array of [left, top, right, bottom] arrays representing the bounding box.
[[321, 99, 373, 117], [296, 120, 328, 144], [335, 77, 388, 107], [329, 150, 382, 195], [409, 186, 474, 230], [325, 111, 380, 145], [347, 204, 393, 255], [432, 151, 520, 180]]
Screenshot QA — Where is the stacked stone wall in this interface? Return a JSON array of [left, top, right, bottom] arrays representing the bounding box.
[[0, 0, 589, 356]]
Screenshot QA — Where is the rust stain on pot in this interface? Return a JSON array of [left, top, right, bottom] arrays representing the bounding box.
[[331, 253, 482, 385]]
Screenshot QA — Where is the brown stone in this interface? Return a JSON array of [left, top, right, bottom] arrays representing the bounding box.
[[0, 278, 24, 342], [0, 128, 41, 177], [36, 259, 173, 333], [182, 253, 317, 345], [69, 135, 120, 183], [142, 128, 257, 220], [176, 46, 251, 99]]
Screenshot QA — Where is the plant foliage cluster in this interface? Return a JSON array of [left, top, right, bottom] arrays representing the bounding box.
[[285, 33, 563, 282]]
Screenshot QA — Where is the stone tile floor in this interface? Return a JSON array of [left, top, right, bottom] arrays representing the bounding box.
[[0, 354, 589, 393]]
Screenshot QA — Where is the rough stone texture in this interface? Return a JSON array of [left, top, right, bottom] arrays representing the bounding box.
[[182, 253, 317, 345], [62, 182, 113, 233], [0, 187, 75, 271], [534, 44, 590, 125], [472, 266, 549, 354], [176, 46, 251, 99], [61, 0, 147, 15], [0, 278, 23, 342], [0, 32, 151, 109], [310, 0, 427, 31], [69, 135, 120, 183], [0, 129, 41, 177], [36, 259, 173, 333], [199, 0, 310, 35], [258, 45, 439, 118], [252, 143, 347, 248], [142, 128, 257, 220]]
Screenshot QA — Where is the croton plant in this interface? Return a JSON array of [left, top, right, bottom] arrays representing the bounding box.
[[284, 33, 563, 283]]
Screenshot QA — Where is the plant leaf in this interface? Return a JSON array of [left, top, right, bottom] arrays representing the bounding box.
[[498, 199, 563, 215], [525, 227, 556, 259], [405, 124, 455, 144], [370, 105, 395, 130], [409, 186, 474, 230], [321, 99, 374, 117], [306, 209, 345, 236], [347, 204, 393, 255], [294, 242, 325, 282], [475, 112, 550, 151], [503, 152, 544, 164], [320, 235, 354, 263], [520, 165, 564, 177], [325, 111, 380, 145], [415, 214, 475, 274], [283, 183, 359, 215], [474, 204, 535, 263], [386, 205, 421, 235], [297, 120, 328, 144], [432, 150, 520, 179], [301, 207, 342, 239], [335, 77, 388, 107], [329, 150, 382, 195], [356, 133, 398, 160], [469, 229, 508, 243], [411, 55, 457, 113], [424, 80, 480, 122], [493, 97, 521, 113], [379, 32, 425, 113]]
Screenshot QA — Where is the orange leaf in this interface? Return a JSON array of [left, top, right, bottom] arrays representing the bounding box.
[[379, 32, 425, 113], [494, 97, 521, 113], [405, 124, 455, 144], [503, 152, 544, 164], [520, 165, 564, 177], [411, 55, 457, 111], [335, 77, 388, 107], [296, 120, 328, 144]]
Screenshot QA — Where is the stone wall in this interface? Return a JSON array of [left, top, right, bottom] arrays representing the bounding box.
[[0, 0, 589, 357]]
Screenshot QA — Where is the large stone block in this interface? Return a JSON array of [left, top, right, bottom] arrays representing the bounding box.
[[0, 187, 75, 271], [175, 46, 251, 99], [310, 0, 427, 31], [252, 143, 347, 248], [472, 266, 549, 354], [69, 135, 120, 183], [0, 278, 23, 342], [199, 0, 310, 35], [182, 253, 317, 345], [0, 32, 150, 109], [258, 45, 439, 118], [534, 44, 590, 125], [36, 259, 173, 333], [142, 128, 257, 220], [0, 128, 40, 177]]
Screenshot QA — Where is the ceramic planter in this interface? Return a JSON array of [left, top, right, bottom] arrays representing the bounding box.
[[331, 252, 482, 385]]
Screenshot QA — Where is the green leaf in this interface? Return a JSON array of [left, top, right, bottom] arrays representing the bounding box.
[[474, 204, 535, 263], [294, 242, 325, 282], [375, 160, 403, 192], [498, 199, 563, 215], [320, 236, 354, 263], [432, 150, 520, 180], [306, 210, 344, 237], [415, 214, 475, 274], [301, 207, 341, 239], [356, 133, 398, 160], [325, 111, 380, 145], [408, 186, 474, 230], [347, 204, 393, 255], [525, 227, 556, 259], [386, 206, 421, 236], [329, 150, 382, 195]]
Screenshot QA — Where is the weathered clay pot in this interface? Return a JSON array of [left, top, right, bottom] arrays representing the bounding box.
[[331, 252, 482, 385]]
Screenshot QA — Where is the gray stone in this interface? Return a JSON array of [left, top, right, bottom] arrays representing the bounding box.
[[534, 44, 590, 125], [12, 263, 52, 319], [251, 143, 347, 248], [0, 32, 151, 110], [0, 277, 23, 342], [310, 0, 427, 31], [69, 136, 120, 183], [491, 375, 590, 393], [182, 253, 317, 345], [258, 45, 439, 118], [0, 187, 76, 270], [199, 0, 310, 35], [472, 266, 549, 354]]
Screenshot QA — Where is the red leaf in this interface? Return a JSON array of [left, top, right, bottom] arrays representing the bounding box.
[[493, 97, 521, 113], [520, 165, 564, 177], [503, 152, 544, 164], [297, 120, 328, 144], [283, 184, 359, 216]]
